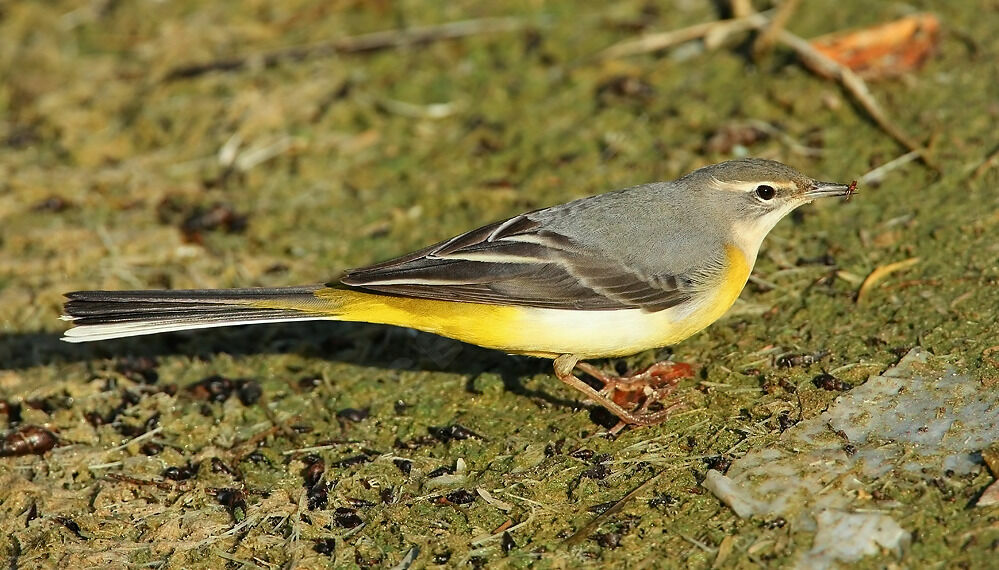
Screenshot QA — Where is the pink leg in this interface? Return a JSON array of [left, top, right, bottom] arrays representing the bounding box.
[[553, 355, 692, 430]]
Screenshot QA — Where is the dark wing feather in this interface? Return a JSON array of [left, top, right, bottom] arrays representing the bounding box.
[[338, 214, 699, 312]]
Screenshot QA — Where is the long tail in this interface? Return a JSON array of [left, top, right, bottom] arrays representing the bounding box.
[[61, 285, 340, 343]]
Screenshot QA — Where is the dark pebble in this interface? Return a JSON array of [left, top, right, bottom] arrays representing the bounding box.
[[314, 538, 336, 555], [0, 425, 58, 457], [393, 458, 412, 475], [333, 507, 362, 528], [235, 380, 262, 406], [445, 489, 476, 505], [162, 463, 198, 481], [812, 373, 853, 391], [337, 408, 369, 423]]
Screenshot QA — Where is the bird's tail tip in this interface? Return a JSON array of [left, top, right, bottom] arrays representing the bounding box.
[[60, 285, 332, 342]]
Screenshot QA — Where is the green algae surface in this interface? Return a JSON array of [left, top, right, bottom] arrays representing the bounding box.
[[2, 1, 998, 567]]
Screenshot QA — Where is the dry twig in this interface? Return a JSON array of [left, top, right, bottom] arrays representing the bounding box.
[[597, 13, 770, 59], [859, 150, 921, 185], [166, 17, 532, 80], [105, 472, 186, 491], [752, 0, 800, 58], [972, 144, 999, 180], [774, 29, 937, 170], [597, 8, 937, 171], [563, 469, 665, 546], [730, 0, 755, 19]]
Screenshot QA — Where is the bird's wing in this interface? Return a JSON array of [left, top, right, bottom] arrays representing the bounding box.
[[339, 213, 709, 312]]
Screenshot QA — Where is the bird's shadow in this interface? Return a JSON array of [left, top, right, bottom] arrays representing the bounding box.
[[1, 321, 592, 416]]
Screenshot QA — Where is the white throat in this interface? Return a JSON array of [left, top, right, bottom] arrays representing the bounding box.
[[730, 205, 801, 269]]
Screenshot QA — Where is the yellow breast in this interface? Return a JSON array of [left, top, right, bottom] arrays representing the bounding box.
[[497, 244, 752, 358]]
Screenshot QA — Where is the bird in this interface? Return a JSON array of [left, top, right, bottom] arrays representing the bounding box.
[[61, 158, 855, 428]]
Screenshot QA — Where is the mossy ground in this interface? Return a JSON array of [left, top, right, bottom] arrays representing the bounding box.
[[1, 1, 997, 567]]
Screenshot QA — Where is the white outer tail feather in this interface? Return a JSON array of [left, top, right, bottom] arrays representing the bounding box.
[[60, 315, 329, 343], [60, 285, 330, 343]]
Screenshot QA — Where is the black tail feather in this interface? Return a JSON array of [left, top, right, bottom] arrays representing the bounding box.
[[61, 285, 326, 342]]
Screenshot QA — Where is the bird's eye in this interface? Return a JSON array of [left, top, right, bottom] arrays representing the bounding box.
[[755, 185, 776, 200]]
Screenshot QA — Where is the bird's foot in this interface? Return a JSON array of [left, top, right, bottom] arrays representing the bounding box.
[[553, 355, 693, 433]]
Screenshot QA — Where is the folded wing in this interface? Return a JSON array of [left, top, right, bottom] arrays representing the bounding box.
[[339, 214, 704, 312]]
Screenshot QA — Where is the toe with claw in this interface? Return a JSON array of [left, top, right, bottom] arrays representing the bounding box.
[[553, 354, 694, 432]]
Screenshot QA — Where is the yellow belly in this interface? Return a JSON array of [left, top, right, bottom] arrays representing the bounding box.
[[296, 245, 751, 359]]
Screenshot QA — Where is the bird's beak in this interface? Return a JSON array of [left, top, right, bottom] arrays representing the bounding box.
[[804, 180, 857, 200]]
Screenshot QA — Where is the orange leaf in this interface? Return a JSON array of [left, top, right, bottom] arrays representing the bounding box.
[[810, 13, 940, 79]]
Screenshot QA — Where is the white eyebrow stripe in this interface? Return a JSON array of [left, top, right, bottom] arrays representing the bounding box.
[[709, 176, 794, 192], [709, 176, 754, 192]]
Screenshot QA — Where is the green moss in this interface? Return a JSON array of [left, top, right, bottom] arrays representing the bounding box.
[[2, 1, 997, 567]]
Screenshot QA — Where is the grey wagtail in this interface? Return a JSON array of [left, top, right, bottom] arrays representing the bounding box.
[[61, 158, 855, 427]]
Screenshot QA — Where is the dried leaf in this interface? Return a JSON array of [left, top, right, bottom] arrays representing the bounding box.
[[977, 479, 999, 507], [857, 257, 920, 303], [809, 14, 940, 79]]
